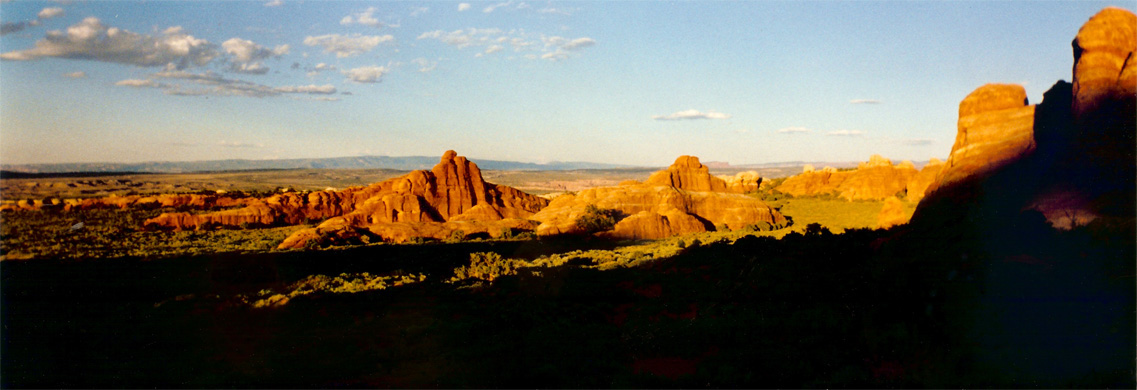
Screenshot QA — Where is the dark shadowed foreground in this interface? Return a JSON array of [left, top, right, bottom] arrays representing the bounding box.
[[3, 219, 1132, 388]]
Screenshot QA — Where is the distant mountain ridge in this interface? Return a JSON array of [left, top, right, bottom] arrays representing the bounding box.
[[1, 155, 634, 174]]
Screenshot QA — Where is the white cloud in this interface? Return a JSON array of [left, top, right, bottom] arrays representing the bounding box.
[[419, 29, 594, 61], [63, 71, 86, 78], [340, 7, 386, 29], [561, 37, 595, 50], [263, 0, 283, 7], [115, 79, 166, 88], [849, 99, 881, 104], [231, 63, 269, 74], [221, 38, 288, 74], [537, 35, 595, 61], [274, 84, 337, 94], [483, 2, 511, 13], [540, 50, 570, 61], [411, 57, 437, 72], [0, 17, 217, 69], [38, 7, 64, 19], [653, 109, 732, 121], [410, 7, 428, 17], [118, 70, 337, 98], [417, 28, 502, 49], [776, 126, 811, 134], [222, 38, 288, 63], [342, 65, 388, 83], [303, 34, 393, 58], [458, 3, 471, 12], [305, 62, 337, 76], [827, 129, 865, 136]]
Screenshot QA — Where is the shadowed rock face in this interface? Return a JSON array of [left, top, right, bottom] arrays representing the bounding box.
[[912, 7, 1136, 229], [142, 151, 549, 246], [531, 156, 786, 240]]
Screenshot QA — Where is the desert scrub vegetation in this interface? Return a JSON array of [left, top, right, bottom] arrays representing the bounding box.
[[575, 204, 625, 234], [0, 208, 307, 260], [451, 251, 532, 282], [241, 271, 429, 309]]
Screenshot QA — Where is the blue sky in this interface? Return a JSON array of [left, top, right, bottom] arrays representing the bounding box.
[[0, 1, 1125, 166]]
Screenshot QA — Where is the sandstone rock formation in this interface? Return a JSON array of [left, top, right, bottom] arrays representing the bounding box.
[[719, 171, 763, 193], [143, 151, 549, 247], [774, 155, 926, 201], [774, 168, 848, 198], [0, 193, 252, 212], [876, 196, 909, 229], [1072, 7, 1137, 118], [643, 156, 730, 192], [904, 159, 944, 203], [530, 157, 786, 240], [924, 84, 1036, 195], [911, 7, 1136, 230], [836, 155, 917, 201]]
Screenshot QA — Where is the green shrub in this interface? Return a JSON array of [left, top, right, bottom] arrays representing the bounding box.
[[743, 221, 774, 232], [804, 222, 831, 237], [452, 252, 529, 282], [446, 229, 466, 243], [575, 204, 624, 234]]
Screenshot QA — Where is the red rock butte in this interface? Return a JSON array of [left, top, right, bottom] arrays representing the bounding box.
[[530, 155, 786, 239], [142, 151, 550, 247]]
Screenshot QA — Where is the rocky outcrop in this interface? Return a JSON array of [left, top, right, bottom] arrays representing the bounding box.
[[774, 167, 848, 197], [608, 209, 709, 240], [924, 84, 1036, 195], [1072, 7, 1137, 118], [774, 155, 926, 201], [912, 8, 1136, 229], [644, 156, 731, 192], [835, 155, 917, 201], [904, 159, 944, 203], [719, 171, 763, 193], [530, 160, 787, 240], [141, 151, 549, 246]]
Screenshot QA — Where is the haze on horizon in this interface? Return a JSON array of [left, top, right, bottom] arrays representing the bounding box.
[[0, 1, 1121, 167]]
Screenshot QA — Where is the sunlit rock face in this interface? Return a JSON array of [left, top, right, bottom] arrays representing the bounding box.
[[911, 8, 1136, 230], [530, 156, 786, 240], [924, 84, 1036, 196], [774, 155, 928, 201], [141, 151, 549, 247], [643, 156, 730, 193]]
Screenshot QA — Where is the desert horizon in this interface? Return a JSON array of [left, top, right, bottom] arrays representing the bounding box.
[[1, 1, 1134, 388]]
